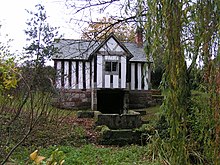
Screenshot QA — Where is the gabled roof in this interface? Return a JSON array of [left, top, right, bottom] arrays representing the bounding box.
[[52, 34, 151, 62], [88, 33, 133, 60], [53, 39, 100, 60], [123, 42, 148, 62]]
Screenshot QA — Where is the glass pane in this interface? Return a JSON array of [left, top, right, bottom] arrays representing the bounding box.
[[112, 62, 117, 72], [105, 62, 111, 71]]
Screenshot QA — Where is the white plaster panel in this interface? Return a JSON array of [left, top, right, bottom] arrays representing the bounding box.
[[86, 62, 90, 89], [105, 75, 110, 88], [114, 45, 124, 52], [78, 61, 83, 89], [64, 61, 69, 89], [130, 63, 135, 90], [107, 38, 123, 51], [113, 75, 119, 88], [107, 38, 117, 50], [97, 56, 103, 88], [144, 64, 149, 90], [121, 57, 126, 88], [138, 63, 142, 90], [99, 37, 124, 52], [56, 61, 61, 88], [105, 55, 118, 61], [71, 61, 76, 89], [91, 59, 94, 88]]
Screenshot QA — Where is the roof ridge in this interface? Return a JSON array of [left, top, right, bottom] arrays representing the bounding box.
[[60, 38, 99, 42]]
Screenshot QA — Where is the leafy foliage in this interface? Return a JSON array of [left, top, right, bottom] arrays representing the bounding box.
[[143, 0, 220, 164], [0, 27, 19, 93], [24, 4, 61, 67], [82, 17, 136, 41], [151, 66, 163, 89], [23, 4, 61, 91], [17, 65, 56, 93], [30, 148, 65, 165], [0, 57, 18, 92]]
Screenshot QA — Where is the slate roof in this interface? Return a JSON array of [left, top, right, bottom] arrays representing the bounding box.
[[123, 42, 148, 62], [52, 37, 152, 62], [53, 39, 99, 60]]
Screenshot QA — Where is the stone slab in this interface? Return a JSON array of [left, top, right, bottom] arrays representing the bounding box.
[[96, 114, 143, 129]]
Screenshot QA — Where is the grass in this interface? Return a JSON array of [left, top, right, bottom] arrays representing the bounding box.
[[0, 92, 161, 164], [2, 107, 162, 165], [141, 106, 161, 122], [12, 144, 161, 165], [51, 145, 160, 165]]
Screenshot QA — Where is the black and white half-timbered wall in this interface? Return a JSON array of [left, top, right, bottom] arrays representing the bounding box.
[[52, 33, 153, 113]]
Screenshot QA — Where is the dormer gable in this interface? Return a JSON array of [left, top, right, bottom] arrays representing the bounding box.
[[89, 33, 133, 59]]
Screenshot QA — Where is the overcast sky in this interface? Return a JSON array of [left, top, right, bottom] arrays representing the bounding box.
[[0, 0, 126, 54], [0, 0, 84, 54]]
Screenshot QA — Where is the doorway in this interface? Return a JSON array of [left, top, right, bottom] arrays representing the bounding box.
[[97, 89, 124, 114]]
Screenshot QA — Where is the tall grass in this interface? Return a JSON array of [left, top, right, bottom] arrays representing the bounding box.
[[0, 91, 73, 164]]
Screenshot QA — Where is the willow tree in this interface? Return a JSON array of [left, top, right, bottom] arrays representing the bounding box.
[[196, 1, 220, 163], [145, 1, 189, 163], [145, 0, 219, 163]]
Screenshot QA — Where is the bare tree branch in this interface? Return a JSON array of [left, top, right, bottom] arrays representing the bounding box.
[[69, 0, 120, 14]]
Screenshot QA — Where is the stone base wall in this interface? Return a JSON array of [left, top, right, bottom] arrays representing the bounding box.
[[129, 90, 153, 109], [53, 89, 155, 110], [53, 89, 91, 110]]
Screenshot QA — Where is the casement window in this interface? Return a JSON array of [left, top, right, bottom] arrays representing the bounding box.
[[105, 61, 118, 74]]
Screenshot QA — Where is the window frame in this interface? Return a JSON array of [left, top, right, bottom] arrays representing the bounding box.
[[105, 60, 119, 75]]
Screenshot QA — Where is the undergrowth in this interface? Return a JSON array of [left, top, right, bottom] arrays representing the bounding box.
[[2, 91, 215, 164], [12, 145, 162, 165]]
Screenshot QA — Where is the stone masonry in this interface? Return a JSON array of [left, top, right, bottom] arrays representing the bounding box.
[[53, 89, 91, 110], [129, 90, 152, 109], [53, 89, 153, 110]]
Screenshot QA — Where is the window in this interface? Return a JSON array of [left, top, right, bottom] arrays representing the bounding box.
[[112, 62, 117, 72], [105, 61, 118, 73], [105, 62, 111, 72]]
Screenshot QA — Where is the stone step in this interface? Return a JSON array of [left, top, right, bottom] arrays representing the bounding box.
[[95, 113, 143, 129], [98, 129, 145, 146], [134, 109, 146, 116]]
